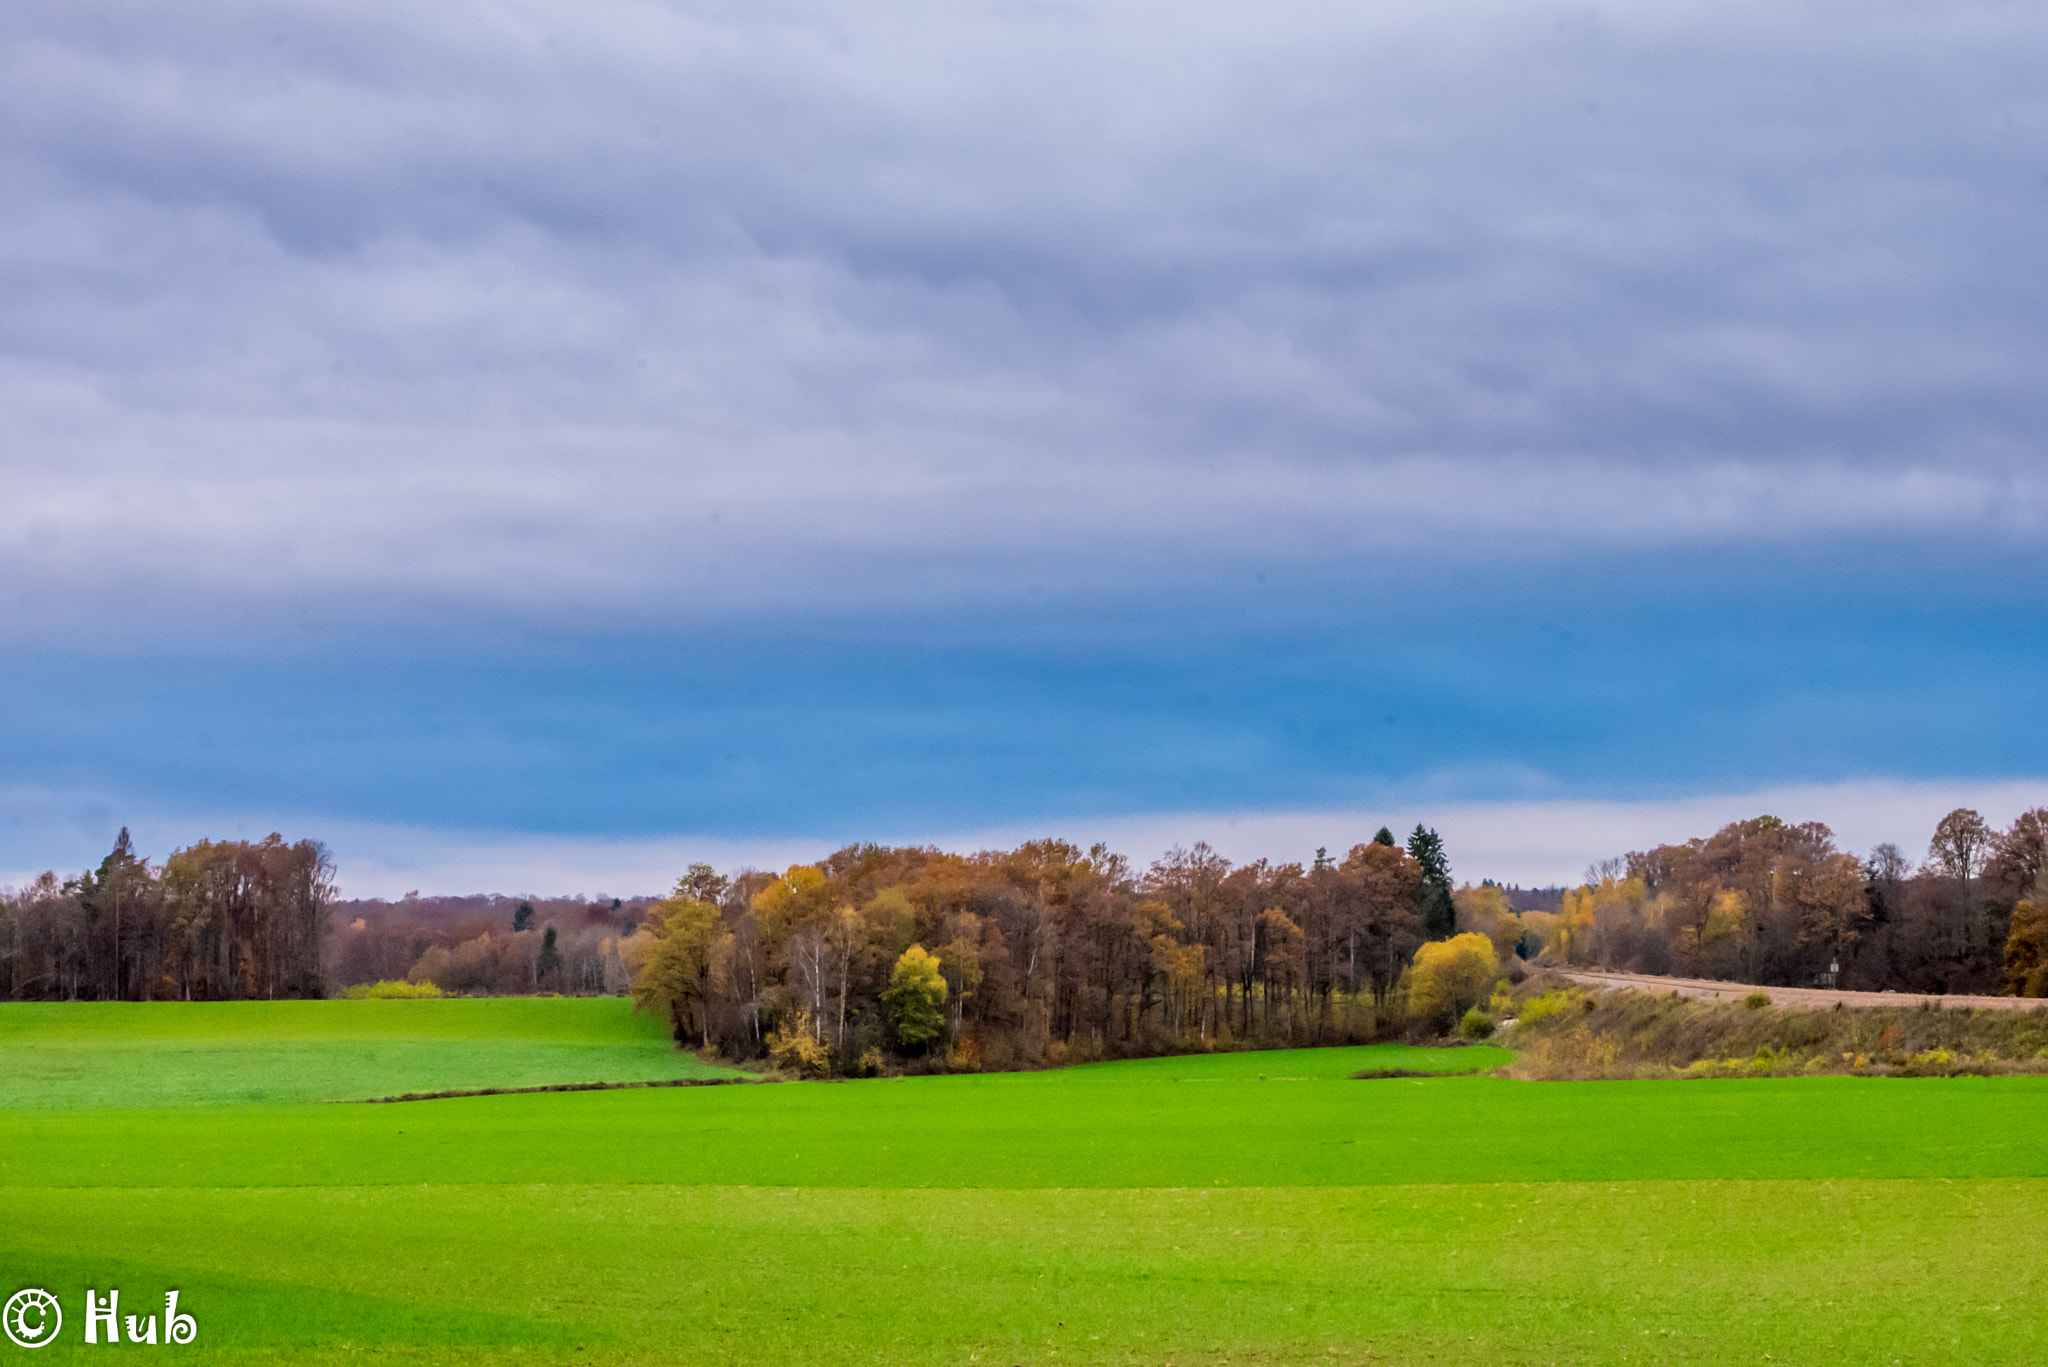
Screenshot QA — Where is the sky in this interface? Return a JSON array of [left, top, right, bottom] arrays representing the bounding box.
[[3, 0, 2045, 895]]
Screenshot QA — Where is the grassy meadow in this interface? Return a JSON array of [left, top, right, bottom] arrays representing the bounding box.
[[0, 998, 739, 1108], [1, 1001, 2044, 1365]]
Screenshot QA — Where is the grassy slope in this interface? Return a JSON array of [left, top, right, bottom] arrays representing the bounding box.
[[2, 1006, 2044, 1364], [0, 998, 739, 1107], [1505, 986, 2048, 1078]]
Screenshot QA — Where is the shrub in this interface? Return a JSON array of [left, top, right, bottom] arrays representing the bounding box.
[[767, 1010, 829, 1077], [1519, 1028, 1624, 1079], [1904, 1047, 1955, 1075], [407, 945, 450, 987], [1747, 1045, 1790, 1074], [1744, 992, 1771, 1010], [342, 979, 443, 1000], [1516, 988, 1592, 1027], [1683, 1046, 1793, 1079], [1458, 1007, 1496, 1040]]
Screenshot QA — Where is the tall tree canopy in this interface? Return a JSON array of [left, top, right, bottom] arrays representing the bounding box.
[[1407, 825, 1455, 940], [3, 831, 331, 1001]]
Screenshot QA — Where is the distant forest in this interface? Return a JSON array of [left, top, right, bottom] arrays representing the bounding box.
[[4, 806, 2045, 1071], [329, 891, 659, 999], [1541, 807, 2048, 999], [2, 830, 330, 1002]]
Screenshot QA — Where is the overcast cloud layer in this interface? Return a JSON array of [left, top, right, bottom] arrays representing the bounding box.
[[3, 1, 2045, 887]]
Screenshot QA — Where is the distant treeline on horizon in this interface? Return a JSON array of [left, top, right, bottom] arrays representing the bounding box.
[[5, 808, 2044, 1041], [3, 829, 329, 1003]]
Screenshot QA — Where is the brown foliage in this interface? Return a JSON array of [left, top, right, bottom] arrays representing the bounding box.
[[1549, 806, 2048, 996], [2, 829, 331, 1001], [611, 834, 1429, 1072]]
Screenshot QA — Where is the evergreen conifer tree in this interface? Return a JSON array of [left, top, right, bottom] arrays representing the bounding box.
[[1407, 825, 1456, 939]]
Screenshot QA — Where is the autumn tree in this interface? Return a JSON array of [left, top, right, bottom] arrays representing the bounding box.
[[882, 944, 948, 1051], [1404, 933, 1499, 1032], [1930, 807, 1993, 952], [1254, 908, 1305, 1032], [677, 862, 730, 906], [1865, 843, 1910, 923], [1788, 850, 1870, 970], [754, 866, 840, 1040], [1930, 808, 1992, 886], [1343, 840, 1423, 1005], [1452, 883, 1522, 960], [1985, 810, 2048, 966], [824, 905, 867, 1049], [631, 893, 721, 1045], [767, 1008, 829, 1075], [1997, 819, 2048, 985], [2002, 897, 2048, 998], [1987, 811, 2047, 899], [87, 829, 158, 1000], [160, 834, 331, 1000]]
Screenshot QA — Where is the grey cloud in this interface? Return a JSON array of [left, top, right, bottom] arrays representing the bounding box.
[[2, 0, 2046, 629]]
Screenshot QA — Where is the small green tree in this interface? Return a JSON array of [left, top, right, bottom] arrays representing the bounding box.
[[513, 900, 535, 932], [882, 944, 948, 1051]]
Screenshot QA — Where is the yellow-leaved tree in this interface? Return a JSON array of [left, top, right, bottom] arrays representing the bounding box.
[[2003, 871, 2048, 997], [1404, 932, 1499, 1033], [630, 891, 722, 1046], [767, 1008, 829, 1076], [1452, 883, 1523, 960], [882, 944, 948, 1052]]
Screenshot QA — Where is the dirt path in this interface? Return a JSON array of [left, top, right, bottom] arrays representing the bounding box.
[[1551, 967, 2043, 1013]]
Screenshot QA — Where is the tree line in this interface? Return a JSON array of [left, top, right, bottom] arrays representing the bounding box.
[[1, 823, 1464, 1048], [330, 892, 652, 998], [1521, 807, 2048, 996], [18, 802, 2039, 1055], [625, 826, 1459, 1072], [1, 829, 332, 1000]]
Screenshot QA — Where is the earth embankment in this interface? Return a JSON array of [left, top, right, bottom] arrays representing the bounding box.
[[1553, 967, 2037, 1012]]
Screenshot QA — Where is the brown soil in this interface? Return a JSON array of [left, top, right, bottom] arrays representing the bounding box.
[[1552, 968, 2038, 1013]]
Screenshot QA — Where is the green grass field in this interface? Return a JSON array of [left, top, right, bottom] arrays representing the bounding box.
[[0, 998, 739, 1108], [1, 1001, 2043, 1364]]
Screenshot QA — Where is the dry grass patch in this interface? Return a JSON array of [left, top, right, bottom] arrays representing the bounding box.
[[1503, 977, 2048, 1079]]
